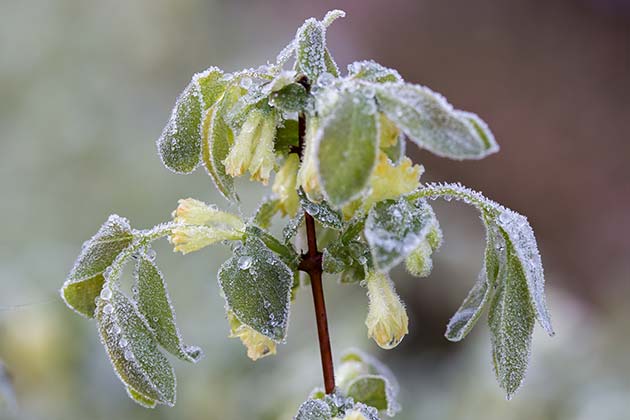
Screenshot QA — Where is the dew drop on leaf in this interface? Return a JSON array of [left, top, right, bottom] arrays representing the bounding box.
[[103, 304, 114, 315], [238, 256, 253, 270], [100, 287, 112, 301]]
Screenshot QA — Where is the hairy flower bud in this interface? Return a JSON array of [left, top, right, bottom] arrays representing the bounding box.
[[228, 311, 276, 361], [248, 112, 277, 184], [365, 271, 408, 349], [405, 224, 443, 277], [223, 108, 263, 177], [272, 153, 300, 216], [170, 198, 245, 254]]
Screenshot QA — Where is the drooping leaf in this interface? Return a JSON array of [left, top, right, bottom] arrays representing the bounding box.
[[496, 209, 554, 335], [364, 197, 436, 272], [252, 197, 280, 229], [345, 376, 390, 413], [296, 18, 327, 82], [269, 83, 310, 113], [126, 386, 157, 409], [445, 220, 504, 341], [217, 236, 293, 342], [201, 85, 241, 201], [96, 289, 176, 407], [134, 255, 203, 363], [61, 215, 133, 318], [316, 88, 379, 206], [298, 189, 343, 230], [157, 79, 204, 173], [322, 9, 346, 27], [488, 240, 536, 399], [375, 83, 499, 159], [195, 67, 228, 109], [348, 60, 402, 84]]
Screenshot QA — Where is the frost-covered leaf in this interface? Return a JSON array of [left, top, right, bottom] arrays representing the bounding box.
[[274, 119, 299, 154], [456, 110, 497, 154], [496, 209, 554, 335], [345, 376, 390, 414], [96, 289, 176, 407], [375, 83, 498, 160], [245, 225, 299, 269], [322, 9, 346, 27], [61, 215, 133, 318], [157, 79, 204, 173], [488, 240, 536, 399], [270, 83, 310, 113], [323, 49, 339, 78], [201, 85, 241, 201], [253, 198, 280, 229], [126, 386, 157, 408], [134, 255, 203, 363], [295, 398, 332, 420], [364, 198, 436, 272], [316, 88, 379, 206], [296, 18, 327, 82], [218, 236, 293, 342], [298, 189, 343, 230], [446, 220, 504, 341], [195, 67, 228, 109], [348, 61, 402, 84], [284, 208, 305, 243]]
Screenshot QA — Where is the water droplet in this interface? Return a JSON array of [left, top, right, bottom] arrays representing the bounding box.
[[238, 256, 253, 270], [111, 324, 122, 336], [124, 349, 134, 361], [100, 287, 112, 301], [317, 72, 334, 87], [146, 248, 157, 261], [103, 304, 114, 315], [118, 338, 129, 348]]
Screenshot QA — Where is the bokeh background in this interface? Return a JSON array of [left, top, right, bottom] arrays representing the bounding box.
[[1, 1, 629, 419]]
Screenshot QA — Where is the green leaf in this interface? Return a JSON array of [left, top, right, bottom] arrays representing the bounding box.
[[348, 60, 402, 83], [296, 18, 327, 82], [217, 236, 293, 342], [269, 83, 309, 113], [375, 83, 499, 159], [252, 198, 280, 229], [245, 225, 299, 270], [274, 119, 299, 154], [323, 49, 339, 77], [157, 79, 204, 173], [445, 220, 503, 341], [316, 88, 379, 206], [364, 197, 436, 272], [61, 215, 134, 318], [96, 289, 176, 407], [322, 9, 346, 27], [283, 208, 305, 243], [201, 85, 241, 202], [345, 375, 389, 413], [126, 386, 157, 409], [195, 67, 228, 109], [134, 255, 203, 363], [488, 240, 536, 399], [298, 189, 343, 230]]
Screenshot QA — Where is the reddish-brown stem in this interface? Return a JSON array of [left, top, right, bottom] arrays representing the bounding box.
[[294, 75, 335, 394]]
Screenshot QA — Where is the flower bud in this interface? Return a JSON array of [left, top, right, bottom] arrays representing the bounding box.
[[405, 224, 442, 277], [248, 113, 277, 185], [173, 198, 244, 230], [227, 311, 276, 361], [223, 109, 263, 177], [170, 225, 243, 255], [272, 154, 300, 216], [296, 117, 323, 201], [365, 271, 408, 349]]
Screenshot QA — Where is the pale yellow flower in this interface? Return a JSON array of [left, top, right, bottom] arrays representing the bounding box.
[[296, 117, 323, 201], [365, 271, 408, 349], [173, 198, 244, 229], [248, 113, 277, 185], [228, 312, 277, 361], [223, 109, 263, 177], [378, 113, 400, 149], [170, 225, 243, 255], [364, 152, 423, 210], [272, 154, 300, 216], [342, 410, 369, 420]]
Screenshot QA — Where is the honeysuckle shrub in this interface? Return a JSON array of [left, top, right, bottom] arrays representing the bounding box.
[[60, 9, 553, 418]]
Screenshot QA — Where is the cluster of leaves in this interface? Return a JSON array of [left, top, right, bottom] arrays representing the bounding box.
[[60, 9, 553, 417]]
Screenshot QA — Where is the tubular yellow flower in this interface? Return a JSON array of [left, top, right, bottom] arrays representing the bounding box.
[[228, 312, 277, 361], [365, 152, 423, 210], [170, 225, 243, 255], [365, 271, 409, 350], [248, 113, 277, 185], [296, 117, 323, 201], [272, 154, 300, 216], [378, 113, 400, 149], [223, 109, 263, 177], [173, 198, 244, 230]]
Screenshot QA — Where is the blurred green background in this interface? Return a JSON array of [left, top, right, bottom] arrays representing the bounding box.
[[1, 1, 629, 419]]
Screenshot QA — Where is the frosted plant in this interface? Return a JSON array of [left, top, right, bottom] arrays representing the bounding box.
[[60, 10, 553, 417]]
